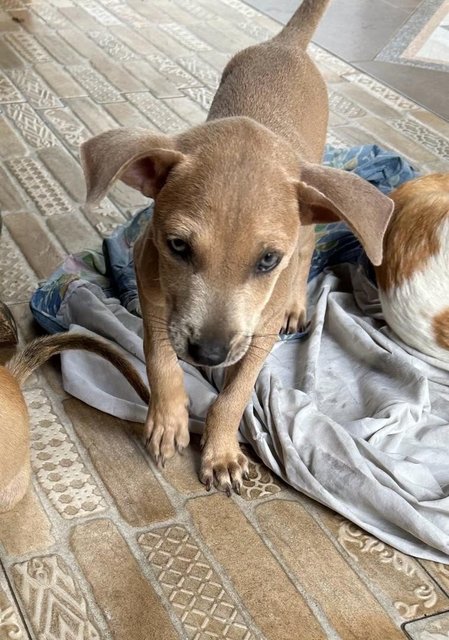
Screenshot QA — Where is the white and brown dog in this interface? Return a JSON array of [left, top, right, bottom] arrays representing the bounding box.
[[376, 173, 449, 360]]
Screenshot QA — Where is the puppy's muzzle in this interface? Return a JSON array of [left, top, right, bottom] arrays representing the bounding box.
[[187, 338, 230, 367]]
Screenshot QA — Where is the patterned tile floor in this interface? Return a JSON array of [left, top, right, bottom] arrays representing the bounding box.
[[0, 1, 449, 639]]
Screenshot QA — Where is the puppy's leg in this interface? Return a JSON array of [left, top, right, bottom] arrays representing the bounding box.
[[135, 236, 190, 466], [282, 227, 315, 334], [200, 329, 278, 495], [142, 317, 190, 466]]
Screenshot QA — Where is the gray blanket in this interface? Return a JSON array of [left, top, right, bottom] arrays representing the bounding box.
[[58, 261, 449, 563]]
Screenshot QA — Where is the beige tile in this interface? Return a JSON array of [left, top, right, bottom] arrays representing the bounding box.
[[0, 489, 54, 556], [241, 459, 282, 501], [127, 92, 187, 132], [0, 570, 27, 639], [35, 31, 83, 65], [109, 180, 150, 217], [188, 494, 327, 640], [104, 100, 154, 129], [81, 200, 126, 236], [138, 524, 257, 638], [331, 80, 403, 120], [7, 67, 62, 109], [59, 26, 103, 59], [13, 554, 100, 638], [421, 559, 449, 595], [7, 156, 76, 217], [161, 95, 206, 126], [0, 115, 27, 159], [404, 611, 449, 639], [0, 228, 37, 305], [41, 106, 90, 151], [26, 388, 107, 519], [71, 519, 178, 640], [59, 6, 102, 30], [124, 58, 185, 97], [356, 115, 438, 164], [4, 211, 64, 279], [38, 145, 84, 201], [0, 166, 27, 212], [66, 64, 124, 104], [257, 499, 404, 639], [163, 436, 204, 493], [65, 399, 176, 527], [35, 61, 86, 98], [4, 103, 58, 149], [110, 23, 159, 56], [47, 211, 101, 253], [91, 52, 147, 93], [0, 38, 25, 68], [317, 509, 449, 622], [66, 96, 118, 134]]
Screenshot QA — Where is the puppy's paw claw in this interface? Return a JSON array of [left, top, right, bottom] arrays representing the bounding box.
[[144, 402, 190, 465], [200, 445, 248, 496]]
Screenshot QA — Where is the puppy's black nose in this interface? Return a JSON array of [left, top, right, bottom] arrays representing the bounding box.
[[187, 339, 229, 366]]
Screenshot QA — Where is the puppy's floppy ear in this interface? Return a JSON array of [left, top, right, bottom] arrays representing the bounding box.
[[296, 164, 394, 265], [80, 127, 185, 205]]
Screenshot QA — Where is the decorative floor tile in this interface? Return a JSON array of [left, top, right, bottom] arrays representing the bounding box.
[[323, 515, 449, 621], [329, 90, 366, 119], [0, 69, 24, 103], [7, 156, 75, 216], [392, 117, 449, 160], [8, 68, 62, 108], [67, 65, 123, 103], [174, 0, 216, 22], [4, 103, 58, 148], [13, 555, 100, 639], [236, 20, 274, 41], [25, 388, 106, 519], [31, 1, 70, 28], [138, 525, 255, 640], [182, 85, 214, 110], [219, 0, 257, 19], [0, 573, 26, 640], [81, 199, 126, 236], [107, 2, 149, 28], [0, 228, 36, 305], [404, 610, 449, 639], [87, 29, 138, 61], [344, 72, 421, 112], [158, 22, 212, 52], [241, 461, 281, 501], [127, 91, 186, 132], [78, 0, 121, 26], [5, 30, 51, 62], [42, 106, 90, 150], [177, 55, 220, 89], [147, 53, 199, 88]]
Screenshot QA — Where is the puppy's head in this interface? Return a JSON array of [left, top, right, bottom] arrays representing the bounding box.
[[81, 118, 393, 367]]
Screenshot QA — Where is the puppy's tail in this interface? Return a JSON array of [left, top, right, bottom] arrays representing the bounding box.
[[276, 0, 331, 49], [7, 333, 150, 404]]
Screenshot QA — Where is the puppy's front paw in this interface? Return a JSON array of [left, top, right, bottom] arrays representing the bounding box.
[[200, 436, 249, 496], [280, 304, 307, 335], [144, 399, 189, 466]]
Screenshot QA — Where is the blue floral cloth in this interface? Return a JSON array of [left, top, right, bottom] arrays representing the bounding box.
[[30, 144, 418, 334]]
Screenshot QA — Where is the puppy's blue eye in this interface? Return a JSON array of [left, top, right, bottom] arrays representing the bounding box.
[[168, 238, 191, 259], [256, 252, 281, 273]]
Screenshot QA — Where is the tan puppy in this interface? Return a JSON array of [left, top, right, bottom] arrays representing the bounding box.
[[376, 173, 449, 360], [80, 0, 393, 494], [0, 333, 149, 513]]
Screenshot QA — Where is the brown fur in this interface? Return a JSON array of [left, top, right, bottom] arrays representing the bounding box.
[[0, 333, 149, 513], [433, 308, 449, 350], [80, 0, 393, 494], [376, 174, 449, 292]]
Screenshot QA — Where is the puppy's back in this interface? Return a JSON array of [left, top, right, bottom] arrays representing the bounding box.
[[376, 174, 449, 359], [0, 366, 30, 512]]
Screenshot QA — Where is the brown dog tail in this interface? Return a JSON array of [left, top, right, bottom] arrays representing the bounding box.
[[277, 0, 331, 49], [7, 333, 150, 405]]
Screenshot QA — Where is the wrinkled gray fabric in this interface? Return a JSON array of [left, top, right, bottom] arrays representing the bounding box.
[[59, 263, 449, 562]]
